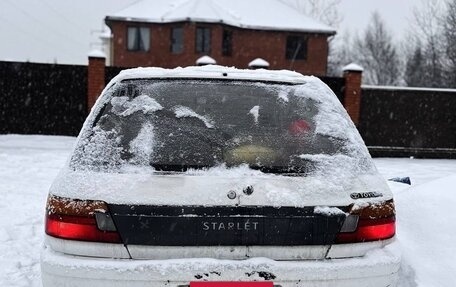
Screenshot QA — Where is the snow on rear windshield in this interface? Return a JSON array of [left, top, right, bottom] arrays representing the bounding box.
[[70, 79, 375, 175], [173, 105, 214, 128]]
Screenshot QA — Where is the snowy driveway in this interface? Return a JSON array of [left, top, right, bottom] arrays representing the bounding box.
[[1, 135, 455, 287]]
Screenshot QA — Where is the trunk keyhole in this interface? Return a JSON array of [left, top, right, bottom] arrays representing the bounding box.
[[243, 185, 254, 195]]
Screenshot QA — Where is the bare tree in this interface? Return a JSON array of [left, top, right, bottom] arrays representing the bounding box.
[[354, 12, 400, 85], [284, 0, 343, 28], [410, 0, 446, 87], [326, 31, 355, 76], [443, 0, 456, 87]]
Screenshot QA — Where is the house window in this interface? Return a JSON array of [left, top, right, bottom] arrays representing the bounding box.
[[286, 36, 307, 60], [222, 30, 232, 56], [196, 27, 211, 53], [127, 27, 150, 52], [171, 27, 184, 54]]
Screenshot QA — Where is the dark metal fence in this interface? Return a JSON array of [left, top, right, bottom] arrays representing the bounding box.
[[319, 76, 345, 104], [3, 60, 455, 159], [359, 86, 456, 158], [106, 66, 125, 83], [0, 61, 87, 136]]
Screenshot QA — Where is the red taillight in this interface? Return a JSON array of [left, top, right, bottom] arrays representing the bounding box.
[[336, 216, 396, 243], [46, 214, 121, 243], [45, 195, 122, 243]]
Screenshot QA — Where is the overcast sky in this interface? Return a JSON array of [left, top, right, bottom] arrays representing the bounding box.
[[0, 0, 418, 65], [339, 0, 416, 41]]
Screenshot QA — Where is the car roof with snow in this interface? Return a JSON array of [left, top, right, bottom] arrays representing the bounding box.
[[107, 66, 308, 86]]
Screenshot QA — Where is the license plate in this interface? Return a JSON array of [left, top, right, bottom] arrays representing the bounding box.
[[190, 282, 273, 287]]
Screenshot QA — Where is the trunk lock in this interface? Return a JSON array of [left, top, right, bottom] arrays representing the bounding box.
[[243, 185, 254, 195]]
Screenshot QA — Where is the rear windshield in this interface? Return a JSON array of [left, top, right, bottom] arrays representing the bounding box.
[[71, 79, 374, 175]]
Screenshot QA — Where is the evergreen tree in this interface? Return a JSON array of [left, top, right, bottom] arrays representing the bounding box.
[[354, 12, 400, 85], [405, 45, 426, 87]]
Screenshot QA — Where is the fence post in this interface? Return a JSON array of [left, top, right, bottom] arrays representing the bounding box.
[[342, 63, 363, 126], [87, 50, 106, 112]]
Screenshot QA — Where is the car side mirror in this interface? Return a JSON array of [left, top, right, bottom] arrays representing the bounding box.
[[388, 177, 411, 185]]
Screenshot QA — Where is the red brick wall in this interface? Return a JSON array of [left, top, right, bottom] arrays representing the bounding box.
[[343, 70, 362, 125], [106, 20, 330, 76], [87, 56, 105, 111]]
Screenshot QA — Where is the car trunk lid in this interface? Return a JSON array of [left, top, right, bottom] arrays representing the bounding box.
[[108, 203, 347, 259], [109, 204, 346, 246]]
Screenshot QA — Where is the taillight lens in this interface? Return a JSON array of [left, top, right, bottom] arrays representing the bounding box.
[[336, 199, 396, 243], [45, 195, 122, 243], [336, 216, 396, 243]]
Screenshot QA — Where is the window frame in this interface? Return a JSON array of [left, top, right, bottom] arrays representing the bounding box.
[[127, 26, 151, 52], [285, 35, 308, 60], [195, 26, 211, 53], [170, 26, 184, 54], [222, 29, 233, 56]]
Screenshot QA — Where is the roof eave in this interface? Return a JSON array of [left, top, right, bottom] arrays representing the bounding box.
[[105, 16, 336, 35]]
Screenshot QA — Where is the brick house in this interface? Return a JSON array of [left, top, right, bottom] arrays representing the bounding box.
[[104, 0, 336, 76]]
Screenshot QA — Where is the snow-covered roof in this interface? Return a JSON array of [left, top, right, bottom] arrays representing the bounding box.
[[106, 0, 336, 34], [108, 65, 308, 85]]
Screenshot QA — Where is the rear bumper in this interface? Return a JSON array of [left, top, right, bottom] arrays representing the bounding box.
[[41, 241, 400, 287]]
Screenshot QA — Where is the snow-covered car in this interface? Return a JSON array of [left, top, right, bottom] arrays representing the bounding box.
[[41, 66, 400, 287]]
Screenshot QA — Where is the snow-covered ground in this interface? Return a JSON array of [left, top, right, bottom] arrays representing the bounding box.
[[1, 134, 455, 286]]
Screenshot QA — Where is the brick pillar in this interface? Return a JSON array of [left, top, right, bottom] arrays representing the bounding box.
[[342, 63, 363, 126], [87, 51, 106, 112]]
